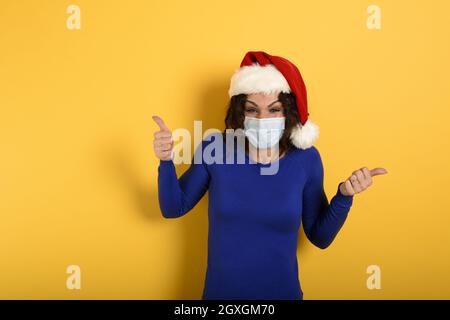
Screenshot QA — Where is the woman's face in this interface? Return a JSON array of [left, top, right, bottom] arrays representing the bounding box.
[[244, 92, 284, 119]]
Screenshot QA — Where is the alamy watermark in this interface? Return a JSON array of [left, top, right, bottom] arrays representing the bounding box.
[[366, 264, 381, 290], [169, 121, 283, 175], [66, 5, 81, 30], [66, 265, 81, 290]]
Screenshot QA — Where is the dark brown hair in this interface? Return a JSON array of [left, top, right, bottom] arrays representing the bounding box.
[[222, 92, 300, 156]]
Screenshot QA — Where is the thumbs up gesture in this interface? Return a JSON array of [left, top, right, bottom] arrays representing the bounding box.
[[339, 167, 388, 196], [152, 115, 173, 161]]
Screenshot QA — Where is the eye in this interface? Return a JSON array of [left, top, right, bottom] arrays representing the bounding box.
[[269, 108, 282, 113], [245, 107, 257, 113]]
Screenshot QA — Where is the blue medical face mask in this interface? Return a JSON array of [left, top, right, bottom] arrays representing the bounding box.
[[244, 116, 286, 149]]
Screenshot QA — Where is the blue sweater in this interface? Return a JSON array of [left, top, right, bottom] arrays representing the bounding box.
[[157, 133, 354, 300]]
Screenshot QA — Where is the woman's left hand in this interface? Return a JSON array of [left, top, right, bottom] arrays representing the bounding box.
[[339, 167, 388, 196]]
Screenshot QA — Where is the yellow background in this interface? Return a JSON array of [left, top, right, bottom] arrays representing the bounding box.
[[1, 0, 449, 299]]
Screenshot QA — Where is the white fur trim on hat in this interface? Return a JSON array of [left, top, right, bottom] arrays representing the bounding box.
[[228, 63, 291, 97], [290, 119, 320, 149]]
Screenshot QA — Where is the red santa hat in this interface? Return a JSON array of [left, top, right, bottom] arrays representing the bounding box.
[[228, 51, 319, 149]]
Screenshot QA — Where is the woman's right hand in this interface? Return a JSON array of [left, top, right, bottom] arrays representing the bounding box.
[[152, 115, 173, 161]]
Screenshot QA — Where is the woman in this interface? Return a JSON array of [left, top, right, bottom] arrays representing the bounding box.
[[153, 51, 387, 300]]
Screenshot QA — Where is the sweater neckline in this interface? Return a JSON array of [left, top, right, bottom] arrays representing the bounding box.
[[243, 147, 296, 166]]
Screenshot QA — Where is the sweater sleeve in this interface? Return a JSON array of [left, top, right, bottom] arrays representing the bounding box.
[[301, 147, 354, 249], [157, 141, 210, 219]]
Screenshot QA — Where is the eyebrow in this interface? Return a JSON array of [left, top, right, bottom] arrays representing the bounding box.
[[244, 99, 281, 108]]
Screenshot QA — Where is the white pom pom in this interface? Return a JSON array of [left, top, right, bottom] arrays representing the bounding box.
[[289, 119, 320, 149]]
